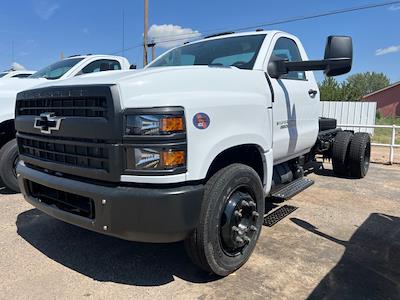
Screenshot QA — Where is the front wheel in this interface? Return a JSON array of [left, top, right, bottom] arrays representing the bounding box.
[[185, 164, 265, 276], [0, 139, 20, 192]]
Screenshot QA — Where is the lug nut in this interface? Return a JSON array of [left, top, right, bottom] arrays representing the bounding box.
[[232, 226, 239, 233], [249, 201, 256, 208], [243, 236, 251, 243], [252, 211, 260, 218], [241, 200, 249, 207], [234, 211, 242, 218], [235, 236, 244, 243], [250, 225, 257, 232]]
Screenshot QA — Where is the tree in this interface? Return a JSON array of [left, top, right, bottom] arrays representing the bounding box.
[[345, 72, 390, 100], [318, 77, 342, 101], [319, 72, 390, 101]]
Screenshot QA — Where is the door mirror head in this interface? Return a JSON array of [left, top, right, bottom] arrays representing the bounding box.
[[323, 36, 352, 76]]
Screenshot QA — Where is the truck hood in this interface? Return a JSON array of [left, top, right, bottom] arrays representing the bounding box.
[[30, 66, 268, 109], [0, 78, 48, 121], [0, 78, 47, 93]]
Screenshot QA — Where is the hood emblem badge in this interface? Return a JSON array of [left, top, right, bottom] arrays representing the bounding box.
[[34, 113, 64, 134]]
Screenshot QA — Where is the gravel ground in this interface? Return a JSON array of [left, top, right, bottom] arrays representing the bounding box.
[[0, 162, 399, 299]]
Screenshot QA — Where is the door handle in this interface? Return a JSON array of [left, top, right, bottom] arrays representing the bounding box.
[[308, 89, 318, 97]]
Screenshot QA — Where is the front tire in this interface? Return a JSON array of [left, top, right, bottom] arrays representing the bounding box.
[[0, 139, 20, 192], [185, 164, 265, 276]]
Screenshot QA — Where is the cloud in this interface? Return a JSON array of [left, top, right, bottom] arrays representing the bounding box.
[[33, 0, 59, 20], [11, 62, 26, 71], [148, 24, 202, 49], [375, 45, 400, 56], [389, 4, 400, 11]]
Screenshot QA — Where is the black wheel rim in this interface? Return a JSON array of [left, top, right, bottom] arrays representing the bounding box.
[[363, 142, 371, 172], [219, 187, 259, 256], [12, 155, 19, 179]]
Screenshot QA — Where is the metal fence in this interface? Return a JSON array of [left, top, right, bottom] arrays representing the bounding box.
[[338, 123, 400, 164], [321, 101, 377, 134]]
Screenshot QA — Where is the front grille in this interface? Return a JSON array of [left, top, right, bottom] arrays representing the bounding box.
[[18, 135, 109, 172], [28, 181, 95, 219], [16, 96, 108, 118]]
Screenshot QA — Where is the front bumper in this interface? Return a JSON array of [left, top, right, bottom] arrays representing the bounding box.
[[17, 163, 204, 243]]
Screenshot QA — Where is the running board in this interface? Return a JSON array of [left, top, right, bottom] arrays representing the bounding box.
[[271, 177, 314, 201], [263, 205, 298, 227]]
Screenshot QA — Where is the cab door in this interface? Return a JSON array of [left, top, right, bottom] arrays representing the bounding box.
[[265, 35, 319, 163]]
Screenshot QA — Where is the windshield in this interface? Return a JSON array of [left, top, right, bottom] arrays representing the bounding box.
[[30, 58, 84, 80], [148, 34, 266, 70], [0, 73, 7, 78]]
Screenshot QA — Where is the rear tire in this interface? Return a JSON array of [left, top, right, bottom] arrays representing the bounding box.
[[184, 164, 264, 276], [332, 131, 353, 176], [0, 139, 20, 192], [348, 132, 371, 178]]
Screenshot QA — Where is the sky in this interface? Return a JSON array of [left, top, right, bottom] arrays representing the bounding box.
[[0, 0, 399, 83]]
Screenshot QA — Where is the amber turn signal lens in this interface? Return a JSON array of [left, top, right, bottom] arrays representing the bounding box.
[[161, 117, 184, 133], [162, 150, 185, 168]]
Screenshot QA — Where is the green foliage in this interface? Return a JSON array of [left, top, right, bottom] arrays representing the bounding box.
[[319, 72, 390, 101]]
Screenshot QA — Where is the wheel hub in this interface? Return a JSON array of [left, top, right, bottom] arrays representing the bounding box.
[[220, 190, 259, 254]]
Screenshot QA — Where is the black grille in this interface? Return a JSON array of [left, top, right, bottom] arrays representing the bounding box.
[[16, 96, 108, 118], [28, 181, 95, 219], [18, 135, 109, 172]]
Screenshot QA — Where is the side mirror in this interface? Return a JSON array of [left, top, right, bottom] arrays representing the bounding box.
[[323, 36, 352, 76], [268, 35, 353, 79]]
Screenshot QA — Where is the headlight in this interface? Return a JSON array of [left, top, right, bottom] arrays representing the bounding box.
[[125, 114, 185, 136], [127, 147, 186, 170]]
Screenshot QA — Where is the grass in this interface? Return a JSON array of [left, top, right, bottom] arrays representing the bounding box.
[[372, 117, 400, 145]]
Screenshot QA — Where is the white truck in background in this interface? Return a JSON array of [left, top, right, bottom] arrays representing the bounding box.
[[0, 54, 131, 191], [0, 70, 36, 79], [15, 31, 370, 276]]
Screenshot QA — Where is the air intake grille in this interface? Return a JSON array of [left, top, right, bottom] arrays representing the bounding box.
[[18, 136, 109, 172], [28, 181, 95, 219], [16, 97, 108, 118]]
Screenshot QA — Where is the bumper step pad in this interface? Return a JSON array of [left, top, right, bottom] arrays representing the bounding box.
[[271, 177, 314, 202], [263, 205, 298, 227]]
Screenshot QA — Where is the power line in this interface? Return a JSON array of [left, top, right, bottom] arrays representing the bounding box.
[[110, 0, 400, 55]]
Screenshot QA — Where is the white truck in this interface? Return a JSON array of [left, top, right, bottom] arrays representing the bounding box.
[[0, 70, 36, 79], [15, 31, 370, 276], [0, 54, 131, 191]]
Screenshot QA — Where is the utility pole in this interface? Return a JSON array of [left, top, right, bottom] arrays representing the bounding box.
[[11, 40, 14, 63], [122, 10, 125, 57], [143, 0, 148, 66], [60, 52, 64, 60], [147, 41, 156, 62]]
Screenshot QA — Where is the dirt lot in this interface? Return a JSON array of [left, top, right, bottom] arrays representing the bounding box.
[[371, 145, 400, 165], [1, 162, 399, 299]]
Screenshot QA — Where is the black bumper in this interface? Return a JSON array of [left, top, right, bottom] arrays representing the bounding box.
[[17, 163, 204, 243]]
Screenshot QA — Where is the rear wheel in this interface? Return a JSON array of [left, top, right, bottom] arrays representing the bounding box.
[[0, 139, 20, 192], [332, 131, 353, 176], [348, 132, 371, 178], [184, 164, 264, 276]]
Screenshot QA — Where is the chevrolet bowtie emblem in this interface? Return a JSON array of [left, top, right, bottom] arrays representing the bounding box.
[[34, 113, 64, 134]]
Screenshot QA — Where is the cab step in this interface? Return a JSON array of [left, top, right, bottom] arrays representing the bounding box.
[[263, 205, 298, 227], [271, 177, 314, 201]]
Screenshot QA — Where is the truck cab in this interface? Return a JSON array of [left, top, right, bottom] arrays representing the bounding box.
[[15, 31, 370, 276]]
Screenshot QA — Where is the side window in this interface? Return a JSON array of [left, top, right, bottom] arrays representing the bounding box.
[[79, 59, 121, 75], [271, 38, 306, 80]]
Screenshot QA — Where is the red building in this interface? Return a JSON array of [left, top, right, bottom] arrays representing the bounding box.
[[362, 82, 400, 118]]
